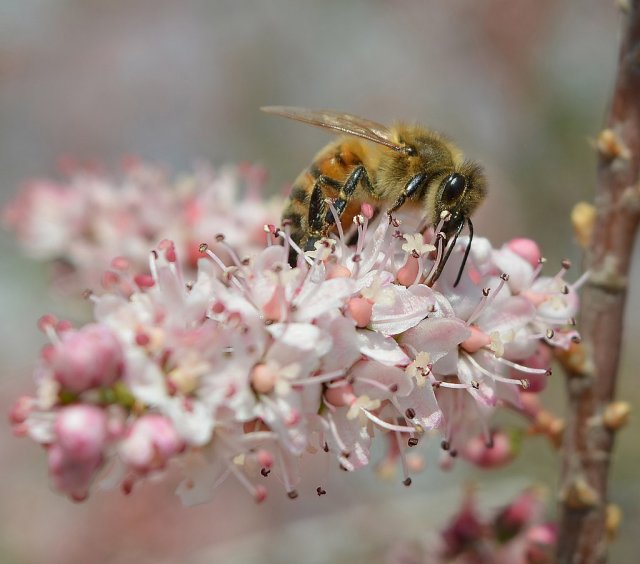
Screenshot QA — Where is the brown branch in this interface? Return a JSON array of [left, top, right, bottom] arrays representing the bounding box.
[[557, 3, 640, 563]]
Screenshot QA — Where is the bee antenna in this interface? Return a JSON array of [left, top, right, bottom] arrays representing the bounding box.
[[453, 218, 473, 287]]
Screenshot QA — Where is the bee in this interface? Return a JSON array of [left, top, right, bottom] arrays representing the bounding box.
[[262, 106, 487, 284]]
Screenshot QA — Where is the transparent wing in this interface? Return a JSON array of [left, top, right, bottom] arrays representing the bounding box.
[[261, 106, 409, 153]]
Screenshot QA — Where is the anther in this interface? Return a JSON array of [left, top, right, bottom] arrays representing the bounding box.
[[562, 259, 572, 270], [449, 449, 458, 458], [389, 384, 399, 393], [441, 440, 450, 451], [82, 289, 93, 300], [403, 477, 412, 487], [500, 273, 510, 281], [538, 257, 547, 264], [408, 437, 419, 447], [261, 468, 271, 477], [198, 243, 208, 253], [471, 380, 480, 390], [520, 379, 530, 390], [323, 442, 329, 453], [546, 329, 555, 339], [287, 490, 299, 499], [215, 233, 225, 242], [561, 285, 569, 295], [405, 408, 416, 419], [316, 487, 327, 496], [482, 288, 490, 297]]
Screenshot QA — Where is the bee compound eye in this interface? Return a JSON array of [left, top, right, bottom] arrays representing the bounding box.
[[442, 173, 466, 202]]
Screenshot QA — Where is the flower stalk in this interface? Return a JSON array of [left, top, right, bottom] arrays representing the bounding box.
[[557, 2, 640, 562]]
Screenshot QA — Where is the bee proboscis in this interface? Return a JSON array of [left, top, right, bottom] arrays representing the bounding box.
[[262, 106, 487, 283]]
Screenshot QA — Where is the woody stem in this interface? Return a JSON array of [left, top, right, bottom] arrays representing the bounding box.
[[557, 3, 640, 563]]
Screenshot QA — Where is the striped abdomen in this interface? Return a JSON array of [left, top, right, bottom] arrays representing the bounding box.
[[281, 137, 378, 253]]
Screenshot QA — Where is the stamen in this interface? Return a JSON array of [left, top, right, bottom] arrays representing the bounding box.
[[294, 369, 347, 386], [277, 229, 313, 266], [351, 376, 395, 394], [571, 270, 590, 292], [275, 447, 296, 497], [264, 223, 275, 247], [214, 236, 243, 268], [424, 233, 446, 284], [466, 274, 508, 326], [222, 457, 262, 500], [394, 430, 411, 485], [464, 290, 491, 327], [433, 381, 473, 390], [360, 408, 416, 433], [326, 199, 347, 252], [464, 353, 529, 388], [483, 352, 549, 375], [325, 413, 349, 454], [281, 222, 292, 261]]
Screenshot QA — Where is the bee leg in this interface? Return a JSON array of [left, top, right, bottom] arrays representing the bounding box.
[[307, 184, 329, 238], [304, 165, 372, 252], [324, 165, 372, 226], [387, 172, 428, 215]]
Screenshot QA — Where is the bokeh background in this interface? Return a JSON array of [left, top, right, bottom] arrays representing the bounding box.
[[1, 1, 637, 562]]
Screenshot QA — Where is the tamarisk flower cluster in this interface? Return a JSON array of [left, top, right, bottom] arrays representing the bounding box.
[[9, 190, 583, 504], [436, 487, 556, 563], [2, 161, 277, 291], [386, 487, 556, 563]]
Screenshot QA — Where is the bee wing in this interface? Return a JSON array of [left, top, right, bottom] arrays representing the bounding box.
[[261, 106, 410, 153]]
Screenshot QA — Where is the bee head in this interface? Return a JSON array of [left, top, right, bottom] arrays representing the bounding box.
[[436, 162, 486, 238]]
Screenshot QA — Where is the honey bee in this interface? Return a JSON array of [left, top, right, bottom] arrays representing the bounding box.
[[262, 106, 487, 283]]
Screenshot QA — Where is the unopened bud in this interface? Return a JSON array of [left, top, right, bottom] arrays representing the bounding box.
[[603, 401, 631, 431], [562, 476, 600, 509], [606, 503, 622, 541]]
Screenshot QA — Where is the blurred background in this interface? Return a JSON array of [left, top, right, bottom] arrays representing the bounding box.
[[0, 1, 637, 562]]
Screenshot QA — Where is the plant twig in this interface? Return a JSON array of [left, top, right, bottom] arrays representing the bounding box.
[[557, 3, 640, 562]]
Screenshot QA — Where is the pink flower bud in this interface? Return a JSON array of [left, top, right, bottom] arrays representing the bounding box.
[[507, 238, 541, 267], [361, 203, 375, 219], [461, 326, 491, 354], [256, 449, 273, 469], [463, 431, 514, 469], [48, 443, 102, 502], [251, 363, 278, 394], [254, 484, 268, 503], [326, 264, 351, 279], [50, 324, 123, 393], [119, 414, 184, 473], [494, 489, 541, 541], [324, 381, 355, 407], [347, 297, 373, 328], [55, 405, 108, 461], [396, 255, 420, 287], [8, 396, 35, 436], [9, 395, 34, 426]]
